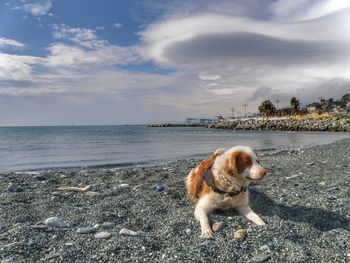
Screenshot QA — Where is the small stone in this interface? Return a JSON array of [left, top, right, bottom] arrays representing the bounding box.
[[34, 175, 46, 181], [101, 222, 114, 229], [285, 174, 300, 180], [259, 245, 271, 253], [7, 183, 20, 192], [60, 174, 68, 179], [117, 212, 125, 218], [30, 224, 49, 230], [233, 229, 247, 240], [85, 191, 99, 196], [77, 227, 96, 234], [118, 183, 130, 188], [27, 240, 35, 246], [65, 242, 74, 246], [155, 185, 165, 192], [2, 257, 13, 263], [51, 192, 61, 196], [212, 221, 224, 232], [45, 217, 67, 228], [306, 162, 315, 166], [253, 254, 271, 262], [119, 228, 138, 237], [94, 231, 112, 239], [185, 229, 191, 235], [46, 253, 60, 260], [319, 182, 326, 186], [93, 224, 101, 229]]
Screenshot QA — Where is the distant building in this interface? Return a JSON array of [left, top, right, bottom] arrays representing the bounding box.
[[186, 118, 200, 125], [199, 118, 215, 125]]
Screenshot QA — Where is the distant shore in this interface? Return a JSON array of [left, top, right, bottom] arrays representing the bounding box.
[[0, 139, 349, 262]]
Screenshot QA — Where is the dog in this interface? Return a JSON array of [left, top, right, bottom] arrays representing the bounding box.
[[186, 146, 267, 238]]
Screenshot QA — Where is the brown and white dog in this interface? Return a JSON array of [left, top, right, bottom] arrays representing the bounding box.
[[186, 146, 267, 238]]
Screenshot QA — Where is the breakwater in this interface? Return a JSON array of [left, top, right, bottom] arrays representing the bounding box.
[[208, 118, 350, 132]]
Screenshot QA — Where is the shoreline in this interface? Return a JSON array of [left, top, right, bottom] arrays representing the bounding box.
[[1, 139, 350, 262]]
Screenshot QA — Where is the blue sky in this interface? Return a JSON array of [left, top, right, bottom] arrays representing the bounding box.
[[1, 0, 350, 125]]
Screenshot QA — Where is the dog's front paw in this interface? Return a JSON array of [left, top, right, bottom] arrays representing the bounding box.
[[201, 228, 214, 239]]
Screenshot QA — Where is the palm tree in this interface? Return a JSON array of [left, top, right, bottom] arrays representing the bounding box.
[[290, 97, 300, 114], [258, 100, 276, 117]]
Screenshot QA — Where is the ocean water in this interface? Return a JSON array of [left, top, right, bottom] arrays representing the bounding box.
[[0, 125, 349, 172]]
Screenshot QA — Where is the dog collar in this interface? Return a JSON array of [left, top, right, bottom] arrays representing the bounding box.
[[196, 169, 246, 197]]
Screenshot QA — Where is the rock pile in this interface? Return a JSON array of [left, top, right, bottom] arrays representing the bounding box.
[[208, 118, 350, 132]]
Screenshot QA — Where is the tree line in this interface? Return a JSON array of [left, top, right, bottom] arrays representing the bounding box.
[[258, 94, 350, 117]]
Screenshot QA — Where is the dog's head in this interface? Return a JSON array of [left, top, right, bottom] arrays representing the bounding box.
[[218, 146, 266, 182]]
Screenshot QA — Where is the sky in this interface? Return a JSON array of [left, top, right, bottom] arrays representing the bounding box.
[[0, 0, 350, 125]]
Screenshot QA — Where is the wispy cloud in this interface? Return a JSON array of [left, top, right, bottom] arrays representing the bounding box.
[[0, 38, 26, 49], [52, 24, 108, 49], [15, 0, 53, 16], [113, 22, 123, 29]]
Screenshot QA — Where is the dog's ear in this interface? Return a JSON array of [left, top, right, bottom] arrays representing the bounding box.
[[223, 150, 252, 176]]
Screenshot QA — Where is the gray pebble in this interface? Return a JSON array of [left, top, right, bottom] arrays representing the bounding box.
[[45, 217, 67, 228], [2, 258, 13, 263], [118, 183, 130, 188], [119, 228, 138, 237], [7, 183, 20, 192], [101, 222, 114, 229], [34, 175, 46, 181], [253, 254, 271, 262], [77, 227, 96, 234], [94, 231, 112, 239]]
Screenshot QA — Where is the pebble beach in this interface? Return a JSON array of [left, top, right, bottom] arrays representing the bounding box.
[[1, 139, 350, 262]]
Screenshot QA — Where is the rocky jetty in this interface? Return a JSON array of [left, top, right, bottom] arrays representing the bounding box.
[[208, 118, 350, 132]]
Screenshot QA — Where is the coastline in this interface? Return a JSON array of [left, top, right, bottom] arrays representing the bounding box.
[[1, 139, 350, 262]]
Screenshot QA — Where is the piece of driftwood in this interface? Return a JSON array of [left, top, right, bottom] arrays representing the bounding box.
[[56, 185, 91, 192]]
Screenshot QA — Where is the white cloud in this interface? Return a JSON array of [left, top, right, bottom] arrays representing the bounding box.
[[271, 0, 350, 21], [53, 24, 108, 49], [45, 43, 139, 68], [21, 0, 53, 16], [113, 22, 123, 29], [198, 74, 222, 81], [0, 86, 66, 96], [0, 38, 26, 49], [49, 24, 140, 68], [0, 53, 43, 81]]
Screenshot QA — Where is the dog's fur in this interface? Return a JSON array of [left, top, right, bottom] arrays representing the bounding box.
[[186, 146, 267, 238]]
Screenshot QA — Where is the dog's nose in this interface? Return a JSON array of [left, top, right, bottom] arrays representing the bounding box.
[[260, 169, 267, 177]]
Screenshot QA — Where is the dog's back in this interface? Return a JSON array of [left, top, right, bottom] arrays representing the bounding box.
[[186, 148, 224, 202]]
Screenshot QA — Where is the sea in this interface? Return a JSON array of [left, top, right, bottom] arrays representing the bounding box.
[[0, 125, 349, 172]]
